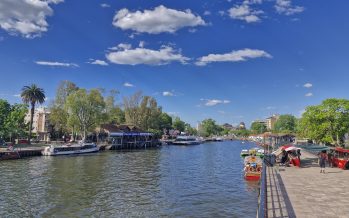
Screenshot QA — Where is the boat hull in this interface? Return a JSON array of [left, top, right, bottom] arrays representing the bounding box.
[[172, 141, 201, 146], [42, 147, 99, 156], [244, 173, 261, 181]]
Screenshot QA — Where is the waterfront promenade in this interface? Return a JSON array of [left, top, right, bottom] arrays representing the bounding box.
[[267, 151, 349, 218]]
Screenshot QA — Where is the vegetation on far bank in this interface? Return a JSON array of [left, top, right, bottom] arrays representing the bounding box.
[[1, 81, 349, 147]]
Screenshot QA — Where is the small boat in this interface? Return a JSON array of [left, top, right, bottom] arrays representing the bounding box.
[[0, 151, 20, 160], [240, 149, 249, 157], [244, 156, 263, 181], [42, 142, 99, 156], [172, 136, 201, 145]]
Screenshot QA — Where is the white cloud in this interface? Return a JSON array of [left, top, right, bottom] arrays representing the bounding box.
[[218, 11, 225, 16], [123, 82, 134, 87], [106, 45, 189, 66], [109, 43, 132, 51], [89, 59, 108, 66], [196, 48, 272, 66], [305, 92, 313, 97], [204, 11, 211, 16], [275, 0, 304, 15], [201, 99, 230, 106], [163, 91, 174, 96], [139, 41, 145, 48], [167, 112, 179, 116], [112, 5, 206, 34], [0, 0, 63, 38], [266, 106, 276, 110], [228, 4, 263, 23], [303, 83, 312, 88], [100, 3, 110, 8], [13, 94, 21, 98], [35, 61, 78, 67]]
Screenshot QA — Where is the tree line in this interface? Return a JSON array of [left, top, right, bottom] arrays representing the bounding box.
[[249, 98, 349, 146]]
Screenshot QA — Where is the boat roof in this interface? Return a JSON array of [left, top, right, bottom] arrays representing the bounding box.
[[244, 156, 263, 165]]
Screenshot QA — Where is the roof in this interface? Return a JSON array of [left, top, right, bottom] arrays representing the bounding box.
[[100, 124, 144, 133]]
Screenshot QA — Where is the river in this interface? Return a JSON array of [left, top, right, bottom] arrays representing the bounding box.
[[0, 140, 259, 217]]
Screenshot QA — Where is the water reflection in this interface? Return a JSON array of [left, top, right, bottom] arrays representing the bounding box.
[[0, 141, 258, 217]]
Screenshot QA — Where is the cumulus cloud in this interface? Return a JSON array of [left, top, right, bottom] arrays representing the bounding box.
[[275, 0, 304, 15], [305, 93, 313, 97], [109, 43, 132, 51], [228, 4, 263, 23], [112, 5, 206, 34], [201, 99, 230, 106], [123, 82, 134, 87], [89, 59, 108, 66], [163, 91, 174, 96], [196, 48, 272, 66], [35, 61, 78, 67], [0, 0, 63, 38], [303, 83, 312, 88], [106, 44, 189, 66]]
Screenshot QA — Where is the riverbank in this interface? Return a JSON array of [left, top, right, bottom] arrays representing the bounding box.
[[264, 151, 349, 218]]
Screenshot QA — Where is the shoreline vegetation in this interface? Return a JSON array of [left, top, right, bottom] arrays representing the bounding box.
[[1, 81, 349, 148]]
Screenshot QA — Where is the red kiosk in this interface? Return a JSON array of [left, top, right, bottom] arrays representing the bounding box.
[[332, 147, 349, 169]]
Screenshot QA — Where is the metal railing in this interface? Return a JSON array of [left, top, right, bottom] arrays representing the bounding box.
[[257, 156, 268, 218]]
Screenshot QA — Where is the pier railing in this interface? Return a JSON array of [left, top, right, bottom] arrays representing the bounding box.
[[257, 155, 269, 218]]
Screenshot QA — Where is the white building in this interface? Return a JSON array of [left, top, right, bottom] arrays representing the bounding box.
[[266, 114, 280, 130], [25, 107, 51, 141]]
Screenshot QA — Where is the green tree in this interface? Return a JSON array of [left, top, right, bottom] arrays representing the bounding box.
[[50, 81, 79, 138], [299, 98, 349, 145], [0, 99, 11, 138], [104, 89, 125, 124], [5, 104, 28, 142], [273, 114, 297, 133], [172, 117, 185, 132], [250, 122, 267, 134], [123, 92, 163, 131], [21, 84, 45, 144], [199, 118, 220, 137], [159, 113, 172, 130], [65, 89, 105, 139], [185, 123, 198, 135]]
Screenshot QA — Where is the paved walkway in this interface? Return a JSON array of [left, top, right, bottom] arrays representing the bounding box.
[[267, 151, 349, 218]]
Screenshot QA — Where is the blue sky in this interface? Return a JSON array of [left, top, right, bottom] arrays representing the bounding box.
[[0, 0, 349, 127]]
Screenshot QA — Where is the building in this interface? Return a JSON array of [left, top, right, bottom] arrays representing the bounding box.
[[253, 119, 267, 126], [239, 122, 246, 130], [222, 123, 234, 130], [266, 114, 280, 130], [25, 107, 52, 141]]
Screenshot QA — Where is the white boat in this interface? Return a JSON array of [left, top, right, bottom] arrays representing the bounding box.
[[42, 142, 99, 156], [172, 136, 201, 145]]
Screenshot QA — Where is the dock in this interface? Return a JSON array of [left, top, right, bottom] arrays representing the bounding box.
[[260, 151, 349, 218]]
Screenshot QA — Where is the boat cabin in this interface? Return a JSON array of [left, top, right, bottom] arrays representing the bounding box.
[[98, 124, 157, 150]]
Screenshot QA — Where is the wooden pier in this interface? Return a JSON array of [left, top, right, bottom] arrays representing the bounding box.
[[260, 151, 349, 218]]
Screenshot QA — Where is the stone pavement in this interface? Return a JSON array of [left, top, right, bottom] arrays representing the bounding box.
[[267, 151, 349, 218]]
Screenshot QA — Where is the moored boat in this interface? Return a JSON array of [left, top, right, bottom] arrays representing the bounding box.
[[0, 151, 21, 160], [172, 136, 201, 145], [244, 156, 263, 181], [240, 149, 249, 157], [42, 142, 99, 156]]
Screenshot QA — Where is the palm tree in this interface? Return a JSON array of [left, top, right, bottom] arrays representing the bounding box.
[[21, 84, 45, 144]]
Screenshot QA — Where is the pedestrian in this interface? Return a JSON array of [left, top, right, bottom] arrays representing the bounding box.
[[327, 151, 333, 168], [319, 150, 327, 173]]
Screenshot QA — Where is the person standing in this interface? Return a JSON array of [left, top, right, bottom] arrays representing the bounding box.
[[319, 150, 327, 173]]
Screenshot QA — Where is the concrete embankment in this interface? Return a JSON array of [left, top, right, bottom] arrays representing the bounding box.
[[263, 151, 349, 218]]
